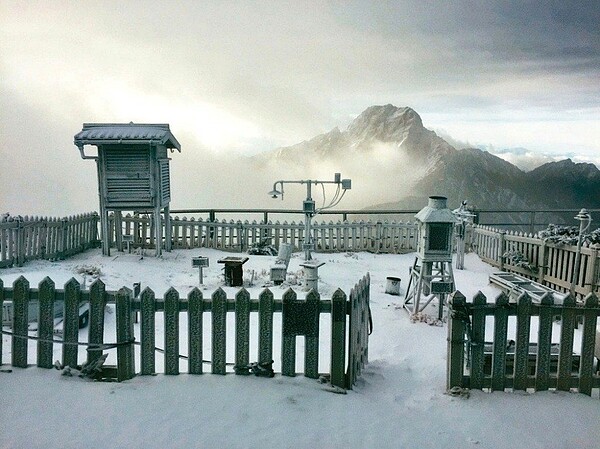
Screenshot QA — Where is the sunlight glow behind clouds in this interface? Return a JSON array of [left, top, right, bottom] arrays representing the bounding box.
[[88, 85, 264, 153], [2, 1, 598, 157], [1, 1, 599, 214]]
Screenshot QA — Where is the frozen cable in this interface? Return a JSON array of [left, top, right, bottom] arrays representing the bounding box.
[[1, 329, 134, 351]]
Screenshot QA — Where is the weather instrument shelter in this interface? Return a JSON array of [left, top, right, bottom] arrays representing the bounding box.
[[74, 123, 181, 256], [404, 196, 457, 319]]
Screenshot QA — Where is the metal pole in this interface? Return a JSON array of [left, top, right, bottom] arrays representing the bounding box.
[[570, 209, 591, 298], [570, 224, 584, 297], [304, 181, 313, 260]]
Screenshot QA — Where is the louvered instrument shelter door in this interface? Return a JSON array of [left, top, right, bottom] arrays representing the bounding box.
[[158, 159, 171, 205], [104, 146, 153, 208]]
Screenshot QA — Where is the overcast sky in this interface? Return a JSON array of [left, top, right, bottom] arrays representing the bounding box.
[[1, 1, 599, 214]]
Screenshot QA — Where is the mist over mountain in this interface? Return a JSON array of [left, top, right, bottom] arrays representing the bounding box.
[[265, 104, 452, 165], [255, 104, 600, 215]]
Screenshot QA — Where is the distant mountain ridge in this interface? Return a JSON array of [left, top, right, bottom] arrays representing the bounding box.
[[257, 104, 600, 214]]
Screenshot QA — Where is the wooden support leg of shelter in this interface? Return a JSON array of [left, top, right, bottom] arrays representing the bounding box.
[[114, 211, 123, 252], [154, 206, 162, 257], [164, 206, 172, 252], [100, 208, 110, 257], [404, 258, 454, 319]]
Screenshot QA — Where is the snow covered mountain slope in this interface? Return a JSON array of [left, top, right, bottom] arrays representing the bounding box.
[[256, 104, 600, 213]]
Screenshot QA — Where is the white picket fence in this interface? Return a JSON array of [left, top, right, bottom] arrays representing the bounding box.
[[471, 225, 600, 298], [0, 213, 99, 268], [447, 290, 600, 396], [113, 214, 419, 254]]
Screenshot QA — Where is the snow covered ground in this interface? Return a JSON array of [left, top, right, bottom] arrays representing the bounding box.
[[1, 249, 599, 449]]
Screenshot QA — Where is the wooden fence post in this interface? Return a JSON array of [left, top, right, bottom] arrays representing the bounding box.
[[211, 288, 227, 374], [164, 287, 180, 375], [491, 293, 509, 391], [16, 218, 25, 267], [37, 277, 56, 369], [63, 278, 80, 369], [535, 293, 554, 391], [584, 246, 599, 295], [375, 221, 383, 253], [116, 287, 135, 381], [12, 276, 29, 368], [446, 291, 466, 390], [87, 279, 106, 367], [140, 288, 156, 375], [537, 240, 548, 285], [188, 288, 204, 374], [578, 294, 599, 395], [258, 289, 274, 366], [304, 290, 320, 379], [498, 231, 506, 270], [330, 288, 347, 389], [557, 293, 576, 391], [513, 293, 532, 391], [469, 292, 487, 390], [60, 217, 69, 259], [281, 289, 298, 377], [234, 289, 251, 374]]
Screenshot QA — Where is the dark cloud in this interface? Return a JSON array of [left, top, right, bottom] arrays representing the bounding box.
[[331, 1, 600, 66], [1, 1, 599, 214]]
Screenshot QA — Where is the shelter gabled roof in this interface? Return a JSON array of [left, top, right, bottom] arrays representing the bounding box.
[[74, 123, 181, 151], [415, 196, 457, 223], [415, 206, 457, 223]]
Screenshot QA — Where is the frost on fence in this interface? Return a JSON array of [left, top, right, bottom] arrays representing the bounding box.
[[538, 223, 600, 246], [1, 274, 371, 391]]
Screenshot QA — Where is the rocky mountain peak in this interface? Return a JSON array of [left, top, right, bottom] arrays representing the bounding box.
[[346, 104, 424, 144]]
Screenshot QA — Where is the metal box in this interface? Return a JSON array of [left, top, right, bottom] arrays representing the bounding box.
[[303, 200, 316, 214], [430, 281, 454, 294]]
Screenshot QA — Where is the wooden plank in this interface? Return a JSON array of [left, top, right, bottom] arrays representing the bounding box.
[[347, 285, 359, 386], [513, 293, 532, 391], [12, 276, 29, 368], [187, 288, 204, 374], [535, 293, 554, 391], [281, 289, 297, 377], [584, 248, 598, 296], [578, 294, 599, 395], [330, 288, 347, 389], [355, 275, 369, 379], [164, 287, 180, 375], [37, 277, 55, 368], [358, 277, 367, 378], [470, 292, 487, 389], [87, 279, 106, 367], [140, 288, 156, 375], [491, 293, 509, 391], [234, 288, 250, 374], [116, 287, 135, 381], [557, 293, 576, 391], [304, 290, 320, 379], [446, 291, 467, 389], [211, 288, 227, 374], [62, 278, 80, 369], [258, 289, 274, 365]]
